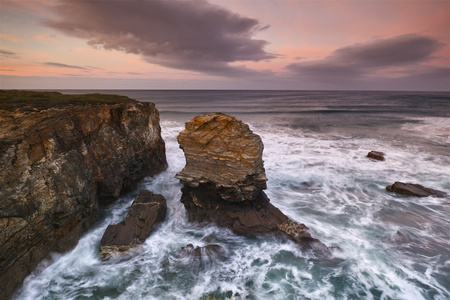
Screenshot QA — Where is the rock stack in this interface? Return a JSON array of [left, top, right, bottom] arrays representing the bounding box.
[[176, 113, 330, 257]]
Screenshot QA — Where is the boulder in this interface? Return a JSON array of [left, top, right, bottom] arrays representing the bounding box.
[[367, 151, 385, 161], [386, 182, 446, 197], [0, 91, 167, 298], [176, 113, 330, 257], [99, 190, 166, 260]]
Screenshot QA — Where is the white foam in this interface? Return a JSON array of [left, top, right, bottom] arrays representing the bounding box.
[[402, 117, 450, 145], [13, 115, 450, 300]]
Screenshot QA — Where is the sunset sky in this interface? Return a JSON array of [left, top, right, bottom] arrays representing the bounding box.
[[1, 0, 449, 90]]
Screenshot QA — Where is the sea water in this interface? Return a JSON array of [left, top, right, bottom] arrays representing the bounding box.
[[13, 90, 450, 299]]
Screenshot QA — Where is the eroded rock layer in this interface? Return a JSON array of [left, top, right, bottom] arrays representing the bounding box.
[[0, 91, 167, 299], [176, 112, 267, 202], [176, 113, 330, 257]]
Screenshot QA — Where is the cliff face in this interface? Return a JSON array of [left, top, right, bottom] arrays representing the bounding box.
[[0, 91, 167, 299]]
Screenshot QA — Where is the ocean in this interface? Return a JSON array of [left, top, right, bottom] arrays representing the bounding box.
[[13, 90, 450, 299]]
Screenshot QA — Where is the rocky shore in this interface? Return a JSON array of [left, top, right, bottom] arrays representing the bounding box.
[[99, 190, 167, 261], [0, 91, 167, 299]]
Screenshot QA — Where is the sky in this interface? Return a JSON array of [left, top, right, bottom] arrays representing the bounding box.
[[0, 0, 449, 91]]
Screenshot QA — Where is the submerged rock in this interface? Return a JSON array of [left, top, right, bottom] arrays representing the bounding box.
[[176, 113, 330, 257], [367, 150, 385, 161], [0, 91, 167, 298], [99, 190, 166, 260], [386, 182, 446, 198], [180, 243, 227, 260], [391, 230, 411, 244]]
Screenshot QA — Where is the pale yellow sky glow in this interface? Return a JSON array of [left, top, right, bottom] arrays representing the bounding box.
[[1, 0, 449, 90]]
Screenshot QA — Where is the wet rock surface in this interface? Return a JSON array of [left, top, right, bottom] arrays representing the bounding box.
[[386, 182, 447, 197], [367, 150, 385, 161], [180, 243, 227, 260], [99, 190, 167, 261], [176, 113, 330, 257], [0, 91, 167, 298]]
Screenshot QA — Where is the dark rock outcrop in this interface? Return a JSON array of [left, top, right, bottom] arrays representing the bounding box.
[[386, 182, 446, 197], [176, 113, 330, 257], [99, 190, 166, 260], [180, 243, 227, 260], [0, 91, 167, 299], [367, 151, 385, 161]]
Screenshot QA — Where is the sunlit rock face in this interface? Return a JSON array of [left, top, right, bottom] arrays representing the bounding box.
[[176, 113, 331, 258], [176, 113, 267, 202], [0, 91, 167, 299]]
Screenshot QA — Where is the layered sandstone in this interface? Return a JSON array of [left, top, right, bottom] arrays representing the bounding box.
[[0, 91, 167, 299], [176, 112, 267, 202], [176, 113, 330, 257]]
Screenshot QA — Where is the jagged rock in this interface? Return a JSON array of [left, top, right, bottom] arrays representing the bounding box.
[[176, 113, 330, 257], [367, 150, 385, 161], [386, 182, 446, 197], [99, 190, 166, 260], [0, 91, 167, 299]]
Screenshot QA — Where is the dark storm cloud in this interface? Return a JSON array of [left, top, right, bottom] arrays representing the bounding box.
[[332, 34, 440, 67], [44, 0, 275, 77], [44, 62, 88, 70], [286, 34, 443, 84]]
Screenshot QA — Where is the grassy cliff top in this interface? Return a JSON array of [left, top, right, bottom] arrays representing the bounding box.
[[0, 90, 135, 112]]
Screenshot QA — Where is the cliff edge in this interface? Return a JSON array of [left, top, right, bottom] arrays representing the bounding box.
[[0, 91, 167, 299]]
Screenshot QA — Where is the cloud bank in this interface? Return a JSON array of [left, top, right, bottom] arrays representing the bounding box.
[[44, 62, 87, 70], [286, 34, 448, 89], [45, 0, 275, 77]]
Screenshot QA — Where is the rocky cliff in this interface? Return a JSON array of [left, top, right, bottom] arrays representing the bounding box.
[[176, 113, 330, 257], [0, 91, 167, 299]]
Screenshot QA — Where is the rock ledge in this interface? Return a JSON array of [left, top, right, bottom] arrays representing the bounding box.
[[99, 190, 167, 260], [386, 182, 446, 197]]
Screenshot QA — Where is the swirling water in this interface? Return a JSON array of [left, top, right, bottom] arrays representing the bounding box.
[[13, 90, 450, 299]]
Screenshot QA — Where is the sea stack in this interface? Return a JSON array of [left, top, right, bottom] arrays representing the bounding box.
[[176, 113, 330, 256], [0, 91, 167, 299]]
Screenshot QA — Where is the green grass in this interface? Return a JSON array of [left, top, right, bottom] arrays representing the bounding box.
[[0, 90, 135, 112]]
